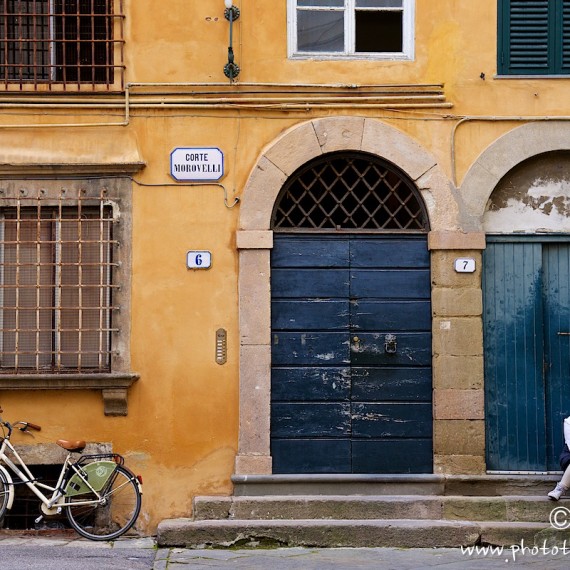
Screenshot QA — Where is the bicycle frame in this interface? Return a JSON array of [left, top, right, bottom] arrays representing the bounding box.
[[0, 435, 109, 516]]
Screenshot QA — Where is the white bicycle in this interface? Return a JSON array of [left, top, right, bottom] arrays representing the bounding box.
[[0, 405, 142, 541]]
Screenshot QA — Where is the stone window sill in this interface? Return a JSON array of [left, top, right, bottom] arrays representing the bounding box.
[[0, 373, 139, 416]]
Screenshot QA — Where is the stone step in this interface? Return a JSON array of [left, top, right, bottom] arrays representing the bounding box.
[[157, 518, 568, 549], [193, 495, 560, 523], [231, 474, 560, 497]]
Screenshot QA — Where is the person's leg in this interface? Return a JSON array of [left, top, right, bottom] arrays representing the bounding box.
[[549, 464, 570, 500], [561, 465, 570, 489], [564, 417, 570, 447]]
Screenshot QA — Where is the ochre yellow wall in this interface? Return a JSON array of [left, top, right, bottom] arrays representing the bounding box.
[[2, 0, 568, 533]]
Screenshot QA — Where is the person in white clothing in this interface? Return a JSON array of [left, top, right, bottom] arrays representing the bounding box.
[[548, 416, 570, 500]]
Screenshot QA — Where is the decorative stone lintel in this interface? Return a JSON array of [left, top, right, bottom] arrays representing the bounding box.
[[428, 231, 486, 251], [0, 373, 139, 416], [236, 230, 273, 250]]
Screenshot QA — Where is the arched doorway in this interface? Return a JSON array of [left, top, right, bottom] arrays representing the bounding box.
[[482, 151, 570, 472], [269, 151, 433, 474]]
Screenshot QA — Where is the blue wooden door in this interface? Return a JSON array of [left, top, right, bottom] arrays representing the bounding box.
[[484, 238, 570, 471], [271, 234, 432, 474], [544, 244, 570, 470]]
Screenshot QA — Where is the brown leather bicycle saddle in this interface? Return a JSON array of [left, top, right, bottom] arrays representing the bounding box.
[[56, 439, 86, 453]]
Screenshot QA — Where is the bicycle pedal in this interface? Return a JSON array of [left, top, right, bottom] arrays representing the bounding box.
[[34, 515, 43, 524]]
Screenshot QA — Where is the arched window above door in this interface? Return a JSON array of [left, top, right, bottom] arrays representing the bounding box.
[[271, 152, 429, 232]]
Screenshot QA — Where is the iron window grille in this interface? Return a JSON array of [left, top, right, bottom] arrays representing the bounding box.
[[272, 152, 429, 232], [0, 0, 124, 90], [0, 189, 119, 372]]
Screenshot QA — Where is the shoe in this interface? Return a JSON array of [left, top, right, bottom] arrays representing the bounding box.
[[548, 484, 566, 501]]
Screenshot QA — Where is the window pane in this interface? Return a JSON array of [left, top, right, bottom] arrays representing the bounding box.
[[0, 0, 50, 80], [0, 204, 113, 372], [1, 214, 53, 368], [59, 210, 111, 369], [0, 0, 119, 87], [355, 10, 402, 52], [298, 0, 344, 7], [356, 0, 403, 7], [298, 10, 344, 52]]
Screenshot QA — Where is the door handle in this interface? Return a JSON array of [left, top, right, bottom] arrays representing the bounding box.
[[384, 334, 397, 354]]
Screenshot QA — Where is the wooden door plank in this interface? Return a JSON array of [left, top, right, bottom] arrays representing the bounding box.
[[272, 299, 350, 330], [272, 236, 350, 268], [351, 402, 433, 438], [272, 367, 351, 402], [351, 300, 431, 331], [352, 439, 432, 473], [350, 332, 431, 366], [543, 244, 570, 470], [271, 402, 351, 437], [483, 240, 546, 471], [350, 269, 431, 299], [272, 332, 350, 366], [271, 439, 351, 473], [351, 367, 432, 402], [349, 237, 430, 268], [272, 268, 350, 298]]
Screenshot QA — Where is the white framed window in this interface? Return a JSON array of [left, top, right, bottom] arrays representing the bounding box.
[[288, 0, 415, 60]]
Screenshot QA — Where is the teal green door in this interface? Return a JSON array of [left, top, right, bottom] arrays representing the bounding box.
[[484, 237, 570, 471]]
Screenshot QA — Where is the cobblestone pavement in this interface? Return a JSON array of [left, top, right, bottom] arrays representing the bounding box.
[[0, 533, 156, 569], [154, 545, 570, 569], [3, 534, 570, 569]]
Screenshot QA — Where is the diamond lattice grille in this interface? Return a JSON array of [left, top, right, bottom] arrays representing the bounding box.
[[272, 153, 429, 231]]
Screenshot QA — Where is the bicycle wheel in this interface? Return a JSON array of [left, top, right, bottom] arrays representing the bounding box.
[[0, 469, 9, 524], [65, 464, 141, 541]]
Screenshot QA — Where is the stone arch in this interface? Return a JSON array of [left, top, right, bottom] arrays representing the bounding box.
[[461, 122, 570, 230], [240, 117, 457, 232], [235, 116, 456, 476]]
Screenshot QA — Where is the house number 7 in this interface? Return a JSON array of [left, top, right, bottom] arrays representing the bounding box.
[[454, 258, 476, 273]]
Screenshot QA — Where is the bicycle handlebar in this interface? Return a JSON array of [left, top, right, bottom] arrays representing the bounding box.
[[25, 422, 41, 432]]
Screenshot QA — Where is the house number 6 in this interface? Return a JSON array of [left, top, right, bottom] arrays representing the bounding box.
[[187, 251, 212, 269]]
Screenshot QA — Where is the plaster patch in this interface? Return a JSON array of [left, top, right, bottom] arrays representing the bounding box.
[[485, 177, 570, 233]]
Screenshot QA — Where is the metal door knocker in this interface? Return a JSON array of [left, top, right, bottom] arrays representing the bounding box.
[[384, 334, 397, 354]]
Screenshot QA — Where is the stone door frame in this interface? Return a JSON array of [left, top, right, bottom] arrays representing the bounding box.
[[235, 116, 461, 475]]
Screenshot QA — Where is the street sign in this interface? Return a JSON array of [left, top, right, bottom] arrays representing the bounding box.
[[170, 148, 224, 181]]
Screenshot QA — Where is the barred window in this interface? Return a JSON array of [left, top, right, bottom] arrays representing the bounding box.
[[0, 191, 119, 372], [272, 152, 429, 231], [0, 0, 124, 89]]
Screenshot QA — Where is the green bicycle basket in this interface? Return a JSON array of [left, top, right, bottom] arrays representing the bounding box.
[[65, 461, 117, 497]]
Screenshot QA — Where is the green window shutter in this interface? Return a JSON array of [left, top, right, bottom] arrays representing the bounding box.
[[560, 0, 570, 70], [499, 0, 570, 74], [499, 0, 550, 74]]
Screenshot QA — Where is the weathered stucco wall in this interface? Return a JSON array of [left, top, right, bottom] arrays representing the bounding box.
[[485, 152, 570, 233], [4, 0, 570, 533]]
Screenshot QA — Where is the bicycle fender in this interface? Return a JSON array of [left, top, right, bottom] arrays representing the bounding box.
[[0, 464, 15, 510]]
